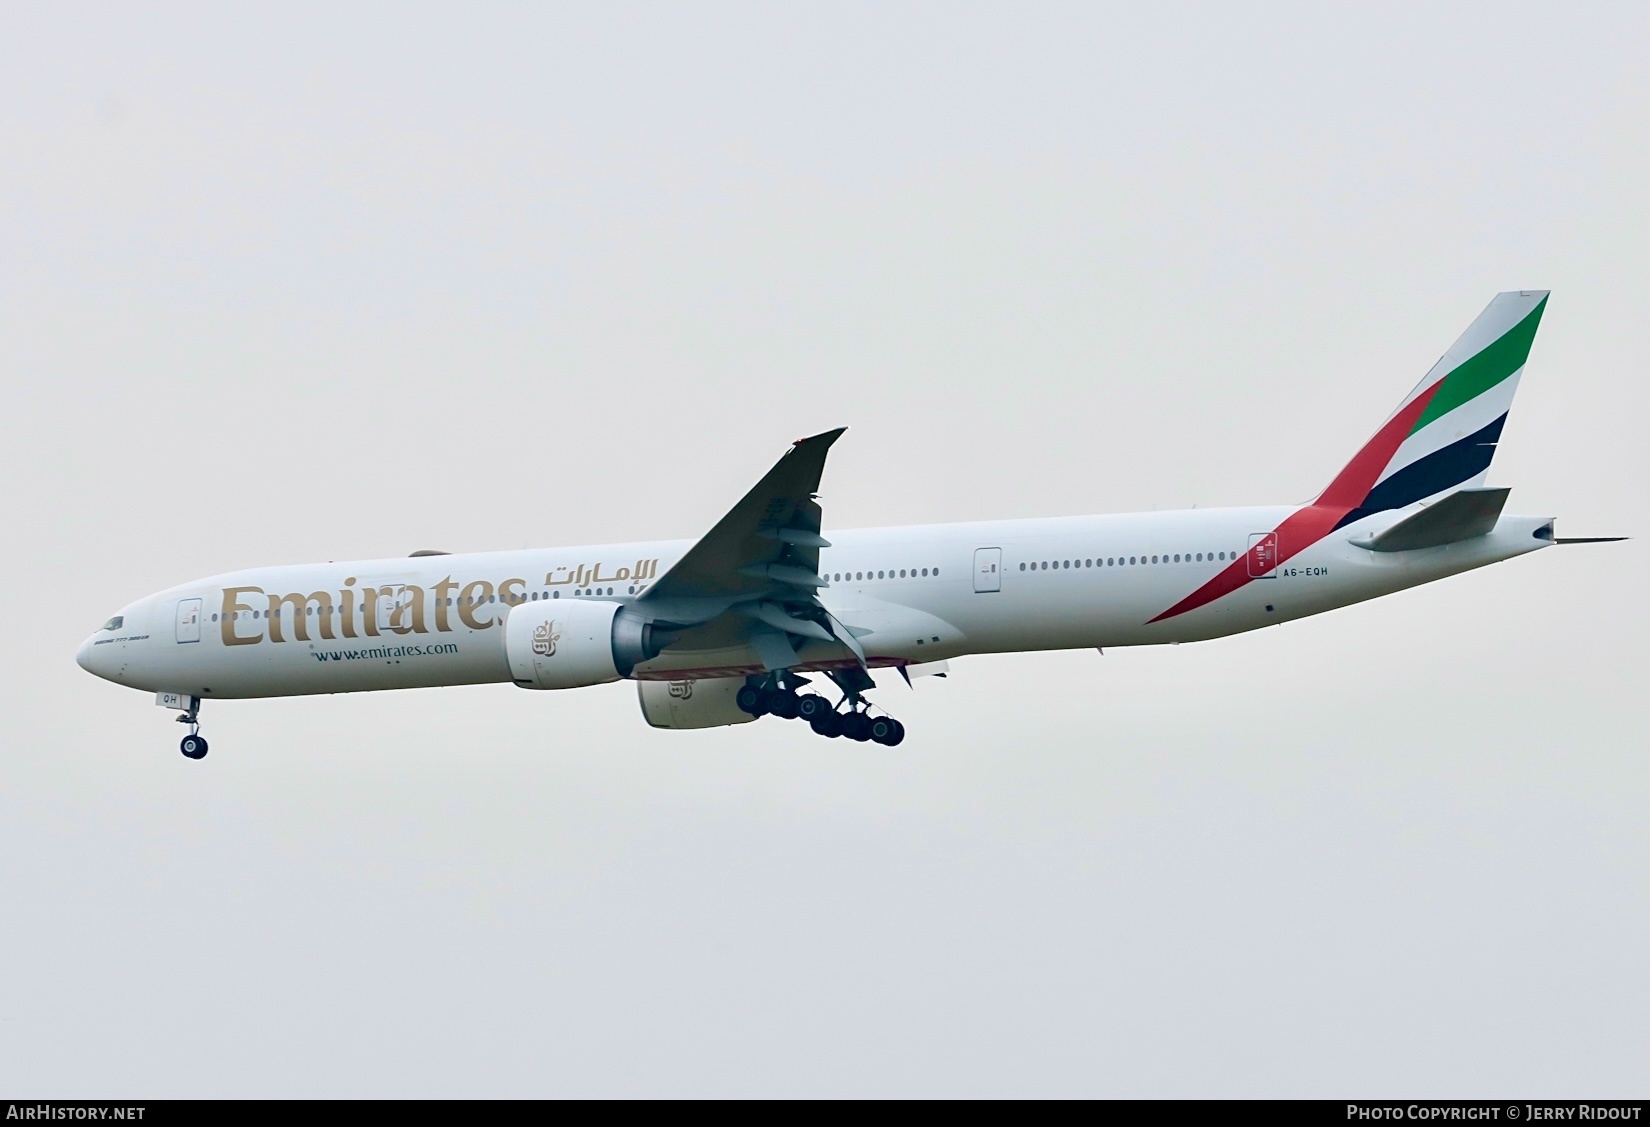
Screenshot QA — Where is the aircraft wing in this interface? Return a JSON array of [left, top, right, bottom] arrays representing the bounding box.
[[638, 429, 863, 671], [643, 428, 842, 602]]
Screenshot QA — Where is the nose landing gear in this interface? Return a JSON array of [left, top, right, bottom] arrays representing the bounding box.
[[735, 672, 906, 745], [176, 700, 208, 759]]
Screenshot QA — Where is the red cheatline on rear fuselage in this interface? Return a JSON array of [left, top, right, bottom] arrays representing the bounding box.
[[1148, 379, 1444, 624]]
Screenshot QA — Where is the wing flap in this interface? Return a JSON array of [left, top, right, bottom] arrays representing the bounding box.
[[748, 629, 801, 672]]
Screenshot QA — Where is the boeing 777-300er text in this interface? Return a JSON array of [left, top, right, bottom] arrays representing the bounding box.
[[78, 291, 1622, 758]]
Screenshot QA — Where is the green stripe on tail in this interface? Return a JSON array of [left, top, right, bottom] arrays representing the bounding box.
[[1411, 295, 1548, 433]]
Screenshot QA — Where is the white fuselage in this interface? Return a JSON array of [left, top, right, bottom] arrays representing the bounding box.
[[77, 504, 1553, 702]]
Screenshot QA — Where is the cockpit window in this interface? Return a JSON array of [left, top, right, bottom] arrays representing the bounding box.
[[101, 616, 123, 631]]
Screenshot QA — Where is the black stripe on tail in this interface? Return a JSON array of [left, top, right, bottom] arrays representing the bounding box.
[[1333, 414, 1508, 530]]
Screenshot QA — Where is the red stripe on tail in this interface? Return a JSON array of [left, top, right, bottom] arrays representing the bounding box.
[[1148, 381, 1442, 624], [1316, 381, 1443, 508]]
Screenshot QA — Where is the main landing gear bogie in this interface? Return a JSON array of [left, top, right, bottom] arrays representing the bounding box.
[[808, 711, 842, 738], [736, 674, 907, 746]]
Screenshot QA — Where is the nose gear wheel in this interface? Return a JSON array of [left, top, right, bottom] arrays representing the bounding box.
[[175, 700, 208, 759]]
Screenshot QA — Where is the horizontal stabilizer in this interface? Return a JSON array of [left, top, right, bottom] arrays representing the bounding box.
[[1350, 487, 1510, 553], [1555, 536, 1628, 545]]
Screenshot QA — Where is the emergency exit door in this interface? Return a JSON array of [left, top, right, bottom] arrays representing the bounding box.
[[377, 584, 415, 631], [973, 547, 1002, 593], [175, 598, 202, 643], [1247, 532, 1279, 578]]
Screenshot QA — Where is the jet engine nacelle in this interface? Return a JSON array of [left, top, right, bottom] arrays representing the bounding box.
[[637, 677, 756, 729], [505, 599, 671, 690]]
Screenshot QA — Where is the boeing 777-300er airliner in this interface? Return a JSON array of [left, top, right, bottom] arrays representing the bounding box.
[[77, 291, 1622, 758]]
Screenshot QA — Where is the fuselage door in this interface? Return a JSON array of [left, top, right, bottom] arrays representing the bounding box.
[[1247, 532, 1279, 578], [175, 598, 202, 643], [377, 584, 414, 632], [973, 547, 1002, 593]]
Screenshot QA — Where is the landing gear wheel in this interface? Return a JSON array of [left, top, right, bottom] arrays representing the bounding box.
[[840, 712, 872, 742], [870, 718, 905, 746], [767, 691, 801, 720], [736, 685, 765, 716], [809, 711, 843, 738], [797, 694, 831, 722], [180, 734, 209, 760]]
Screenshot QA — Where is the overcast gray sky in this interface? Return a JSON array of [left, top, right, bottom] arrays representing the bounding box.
[[2, 1, 1646, 1097]]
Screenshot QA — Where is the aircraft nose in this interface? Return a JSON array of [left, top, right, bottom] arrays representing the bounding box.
[[76, 636, 95, 673]]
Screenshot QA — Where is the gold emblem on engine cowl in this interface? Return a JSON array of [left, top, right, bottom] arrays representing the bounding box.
[[532, 620, 561, 657]]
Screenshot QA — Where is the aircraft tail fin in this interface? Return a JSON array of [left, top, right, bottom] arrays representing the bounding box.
[[1318, 290, 1549, 528]]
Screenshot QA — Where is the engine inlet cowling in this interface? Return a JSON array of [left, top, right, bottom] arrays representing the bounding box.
[[505, 601, 672, 690]]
